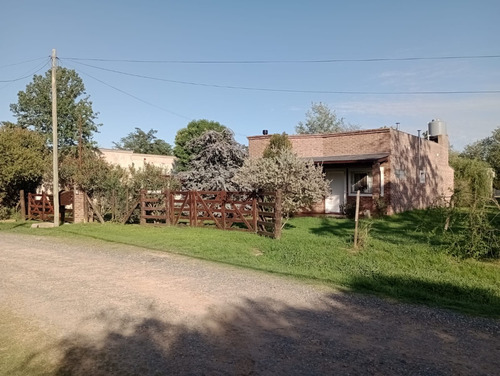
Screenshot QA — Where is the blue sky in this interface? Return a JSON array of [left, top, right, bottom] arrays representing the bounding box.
[[1, 0, 499, 151]]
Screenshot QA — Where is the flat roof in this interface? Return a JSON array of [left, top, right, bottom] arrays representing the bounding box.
[[309, 153, 389, 164]]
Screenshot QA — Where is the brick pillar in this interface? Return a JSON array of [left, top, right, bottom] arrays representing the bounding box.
[[73, 189, 87, 223]]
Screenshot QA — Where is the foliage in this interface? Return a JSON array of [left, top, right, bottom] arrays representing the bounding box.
[[263, 133, 293, 158], [54, 149, 123, 196], [10, 68, 100, 148], [461, 126, 500, 189], [180, 129, 247, 191], [449, 152, 493, 206], [447, 203, 499, 259], [233, 149, 330, 218], [295, 102, 359, 134], [113, 127, 173, 155], [173, 119, 226, 171], [0, 124, 48, 207], [127, 163, 179, 192]]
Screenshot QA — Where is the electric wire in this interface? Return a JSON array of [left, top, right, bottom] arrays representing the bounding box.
[[0, 58, 51, 83], [63, 54, 500, 64], [64, 62, 192, 120], [0, 57, 48, 69], [67, 60, 500, 95]]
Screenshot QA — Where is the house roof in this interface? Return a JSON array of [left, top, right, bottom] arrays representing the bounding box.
[[308, 153, 389, 164]]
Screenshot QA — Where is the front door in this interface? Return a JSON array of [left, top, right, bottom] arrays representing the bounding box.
[[325, 171, 345, 213]]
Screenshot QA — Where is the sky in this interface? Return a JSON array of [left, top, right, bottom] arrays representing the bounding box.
[[1, 0, 499, 151]]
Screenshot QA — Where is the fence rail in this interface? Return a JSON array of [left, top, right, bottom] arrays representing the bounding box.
[[139, 189, 282, 238], [27, 192, 74, 223]]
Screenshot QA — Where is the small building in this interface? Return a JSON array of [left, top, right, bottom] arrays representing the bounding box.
[[99, 148, 175, 172], [248, 122, 454, 215]]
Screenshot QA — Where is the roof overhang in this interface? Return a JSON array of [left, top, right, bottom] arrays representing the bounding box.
[[308, 153, 389, 164]]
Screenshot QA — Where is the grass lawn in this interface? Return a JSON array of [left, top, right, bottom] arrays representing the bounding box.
[[1, 209, 499, 317]]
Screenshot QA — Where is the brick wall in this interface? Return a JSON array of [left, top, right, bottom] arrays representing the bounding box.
[[248, 129, 391, 158], [389, 129, 454, 213]]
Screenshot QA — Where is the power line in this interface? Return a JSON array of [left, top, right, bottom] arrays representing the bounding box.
[[0, 59, 50, 82], [63, 54, 500, 64], [65, 60, 500, 95], [0, 57, 48, 69], [66, 63, 192, 120]]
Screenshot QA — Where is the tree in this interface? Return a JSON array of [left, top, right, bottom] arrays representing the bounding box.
[[0, 124, 48, 207], [461, 127, 500, 189], [173, 119, 226, 171], [263, 133, 293, 158], [295, 102, 359, 134], [113, 128, 173, 155], [10, 68, 100, 148], [180, 129, 247, 191], [233, 149, 330, 219], [449, 152, 493, 207]]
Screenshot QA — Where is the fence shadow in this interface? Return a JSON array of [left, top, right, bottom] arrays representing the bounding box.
[[13, 295, 499, 375]]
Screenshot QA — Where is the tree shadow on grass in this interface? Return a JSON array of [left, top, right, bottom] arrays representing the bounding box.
[[347, 273, 500, 318], [12, 293, 500, 376], [309, 217, 353, 237]]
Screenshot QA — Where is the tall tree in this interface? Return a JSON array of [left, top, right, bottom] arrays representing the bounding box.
[[295, 102, 359, 134], [113, 128, 173, 155], [10, 68, 100, 148], [180, 129, 247, 191], [461, 126, 500, 190], [0, 124, 48, 207], [173, 119, 226, 171]]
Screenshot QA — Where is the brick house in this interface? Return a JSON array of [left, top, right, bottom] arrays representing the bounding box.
[[248, 126, 454, 215]]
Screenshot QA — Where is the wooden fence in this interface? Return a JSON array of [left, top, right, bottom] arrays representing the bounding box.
[[26, 191, 74, 223], [138, 190, 282, 239]]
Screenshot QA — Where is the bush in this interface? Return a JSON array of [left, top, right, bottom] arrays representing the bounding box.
[[446, 204, 499, 259]]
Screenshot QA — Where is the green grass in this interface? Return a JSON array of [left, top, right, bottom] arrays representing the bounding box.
[[1, 209, 499, 317]]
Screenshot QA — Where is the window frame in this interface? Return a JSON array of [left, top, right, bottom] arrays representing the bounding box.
[[348, 168, 373, 196]]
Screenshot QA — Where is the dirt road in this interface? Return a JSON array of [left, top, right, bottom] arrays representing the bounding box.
[[0, 232, 499, 375]]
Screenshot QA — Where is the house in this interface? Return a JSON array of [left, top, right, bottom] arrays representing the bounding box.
[[248, 121, 454, 215], [99, 148, 176, 172]]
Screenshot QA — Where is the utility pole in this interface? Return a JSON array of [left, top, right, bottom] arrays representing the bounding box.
[[52, 49, 60, 226]]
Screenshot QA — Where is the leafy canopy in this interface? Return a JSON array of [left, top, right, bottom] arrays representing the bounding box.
[[173, 119, 226, 171], [263, 133, 293, 158], [180, 129, 247, 191], [0, 123, 48, 207], [233, 148, 330, 218], [461, 126, 500, 190], [295, 102, 359, 134], [10, 67, 100, 148], [113, 128, 173, 155]]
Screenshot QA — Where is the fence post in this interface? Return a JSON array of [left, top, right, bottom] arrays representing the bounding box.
[[27, 193, 32, 220], [221, 191, 226, 230], [252, 192, 258, 233], [140, 189, 146, 225], [19, 190, 26, 221], [274, 189, 283, 239], [354, 190, 360, 248], [165, 189, 171, 225], [42, 192, 46, 221], [190, 191, 196, 226]]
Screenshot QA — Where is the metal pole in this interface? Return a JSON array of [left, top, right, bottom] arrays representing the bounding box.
[[52, 49, 60, 226]]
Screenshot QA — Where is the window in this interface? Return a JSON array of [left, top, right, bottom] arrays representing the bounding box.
[[349, 169, 373, 195]]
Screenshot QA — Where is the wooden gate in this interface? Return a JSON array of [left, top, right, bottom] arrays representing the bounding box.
[[27, 192, 54, 221], [138, 190, 282, 238], [27, 191, 74, 223]]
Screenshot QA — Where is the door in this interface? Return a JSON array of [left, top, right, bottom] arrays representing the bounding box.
[[325, 171, 345, 213]]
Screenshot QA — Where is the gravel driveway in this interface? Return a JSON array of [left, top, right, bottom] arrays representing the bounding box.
[[0, 232, 499, 375]]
